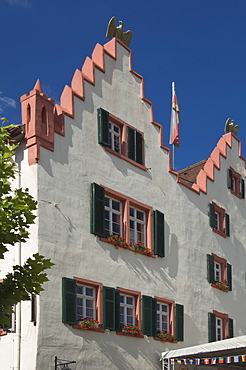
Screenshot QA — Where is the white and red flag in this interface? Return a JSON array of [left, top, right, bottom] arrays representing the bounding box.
[[169, 82, 180, 147]]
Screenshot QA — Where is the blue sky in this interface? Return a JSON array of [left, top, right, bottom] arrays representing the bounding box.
[[1, 0, 246, 170]]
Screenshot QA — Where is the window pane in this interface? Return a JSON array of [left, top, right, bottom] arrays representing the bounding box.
[[77, 285, 96, 320], [86, 308, 94, 319], [112, 200, 120, 211], [105, 197, 122, 236], [126, 297, 133, 305], [77, 286, 83, 295], [86, 287, 94, 297], [137, 210, 144, 220]]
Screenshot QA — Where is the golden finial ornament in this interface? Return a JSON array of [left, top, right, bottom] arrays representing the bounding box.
[[106, 16, 132, 47], [224, 118, 239, 136]]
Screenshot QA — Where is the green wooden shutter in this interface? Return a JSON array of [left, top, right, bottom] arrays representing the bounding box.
[[227, 263, 232, 291], [207, 254, 215, 284], [175, 304, 184, 341], [97, 108, 110, 146], [127, 126, 135, 161], [224, 213, 230, 237], [227, 168, 233, 189], [135, 130, 143, 164], [142, 295, 156, 336], [90, 183, 105, 237], [240, 178, 245, 199], [228, 318, 234, 338], [151, 298, 157, 338], [103, 286, 120, 331], [154, 210, 165, 257], [208, 312, 216, 342], [208, 203, 216, 228], [62, 277, 77, 324]]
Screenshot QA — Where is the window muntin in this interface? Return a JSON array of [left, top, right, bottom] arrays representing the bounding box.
[[109, 122, 121, 153], [120, 294, 135, 326], [214, 262, 222, 282], [98, 108, 145, 169], [129, 207, 146, 245], [157, 302, 170, 332], [103, 187, 152, 249], [214, 212, 219, 231], [77, 285, 96, 320], [209, 202, 229, 237], [105, 197, 122, 236], [216, 317, 223, 341]]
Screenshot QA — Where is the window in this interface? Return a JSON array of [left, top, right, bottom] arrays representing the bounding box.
[[208, 202, 230, 237], [208, 311, 233, 342], [97, 108, 144, 167], [62, 277, 103, 326], [91, 183, 165, 257], [0, 311, 15, 333], [157, 302, 170, 332], [120, 294, 135, 326], [216, 317, 223, 341], [105, 197, 122, 236], [141, 295, 183, 341], [227, 168, 245, 199], [214, 261, 221, 282], [207, 254, 232, 291], [129, 207, 146, 245], [102, 286, 140, 332], [77, 285, 96, 320], [109, 122, 121, 153]]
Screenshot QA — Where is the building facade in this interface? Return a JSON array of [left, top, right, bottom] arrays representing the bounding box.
[[1, 37, 246, 369]]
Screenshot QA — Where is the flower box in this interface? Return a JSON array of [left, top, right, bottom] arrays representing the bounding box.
[[157, 331, 177, 343], [107, 235, 155, 257], [77, 318, 99, 329], [117, 331, 144, 338], [213, 281, 229, 292], [121, 325, 143, 335], [73, 324, 105, 332]]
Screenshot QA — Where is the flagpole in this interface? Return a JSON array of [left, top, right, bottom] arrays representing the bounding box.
[[172, 143, 175, 170], [171, 82, 175, 170], [169, 81, 179, 170]]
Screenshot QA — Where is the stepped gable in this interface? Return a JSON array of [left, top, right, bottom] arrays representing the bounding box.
[[178, 159, 208, 187], [21, 37, 168, 165], [177, 133, 246, 194]]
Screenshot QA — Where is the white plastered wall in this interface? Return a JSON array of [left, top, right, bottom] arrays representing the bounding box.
[[1, 41, 246, 369]]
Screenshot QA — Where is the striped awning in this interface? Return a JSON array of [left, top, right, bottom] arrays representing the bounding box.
[[161, 335, 246, 360]]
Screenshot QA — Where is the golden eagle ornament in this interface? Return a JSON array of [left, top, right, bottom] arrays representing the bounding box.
[[106, 16, 132, 47]]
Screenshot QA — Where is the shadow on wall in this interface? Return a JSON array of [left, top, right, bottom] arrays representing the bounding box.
[[68, 327, 165, 370], [98, 233, 178, 297]]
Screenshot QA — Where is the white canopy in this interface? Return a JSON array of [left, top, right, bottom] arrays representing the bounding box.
[[161, 335, 246, 360]]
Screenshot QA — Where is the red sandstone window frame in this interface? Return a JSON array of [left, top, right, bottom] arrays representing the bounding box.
[[73, 277, 103, 325], [105, 113, 146, 171], [229, 167, 242, 199], [103, 186, 153, 250], [154, 296, 175, 336], [117, 287, 141, 330], [211, 253, 227, 290], [213, 310, 229, 340], [211, 202, 228, 238]]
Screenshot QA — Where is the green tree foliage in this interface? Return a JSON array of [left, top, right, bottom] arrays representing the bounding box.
[[0, 121, 54, 325]]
